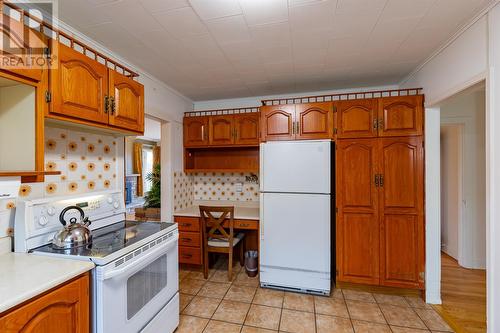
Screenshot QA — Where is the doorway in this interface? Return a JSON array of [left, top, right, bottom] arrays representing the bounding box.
[[436, 82, 487, 332], [125, 116, 162, 221]]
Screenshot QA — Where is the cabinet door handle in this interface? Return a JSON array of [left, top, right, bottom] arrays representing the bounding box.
[[201, 125, 205, 141], [378, 118, 384, 130], [110, 96, 116, 115], [295, 121, 300, 135], [104, 95, 109, 114], [373, 119, 378, 130], [379, 174, 384, 187], [374, 174, 379, 187]]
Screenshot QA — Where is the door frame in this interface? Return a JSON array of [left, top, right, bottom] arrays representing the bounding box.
[[439, 122, 465, 266]]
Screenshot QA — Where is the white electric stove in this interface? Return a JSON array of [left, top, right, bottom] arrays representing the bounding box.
[[14, 190, 179, 333]]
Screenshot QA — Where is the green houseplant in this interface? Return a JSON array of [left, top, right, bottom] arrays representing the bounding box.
[[135, 164, 161, 220]]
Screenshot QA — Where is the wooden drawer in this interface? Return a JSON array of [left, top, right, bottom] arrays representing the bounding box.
[[174, 216, 200, 232], [179, 246, 202, 265], [234, 219, 259, 230], [179, 231, 200, 247]]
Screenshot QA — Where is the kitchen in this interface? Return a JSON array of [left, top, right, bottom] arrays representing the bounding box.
[[1, 1, 499, 333]]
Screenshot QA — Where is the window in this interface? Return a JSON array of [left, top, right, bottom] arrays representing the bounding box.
[[142, 146, 153, 193]]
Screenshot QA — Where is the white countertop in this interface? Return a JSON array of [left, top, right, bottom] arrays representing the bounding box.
[[174, 200, 260, 220], [0, 253, 95, 313]]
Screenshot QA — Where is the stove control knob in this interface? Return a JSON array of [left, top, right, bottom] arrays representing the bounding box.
[[113, 201, 120, 209], [38, 215, 49, 226], [47, 206, 56, 216], [107, 197, 113, 204]]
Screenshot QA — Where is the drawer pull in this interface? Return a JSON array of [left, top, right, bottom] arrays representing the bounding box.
[[239, 223, 249, 227], [180, 223, 192, 227], [181, 254, 193, 259], [181, 238, 193, 242]]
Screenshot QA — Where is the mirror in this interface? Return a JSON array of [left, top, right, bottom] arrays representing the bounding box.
[[0, 76, 36, 171]]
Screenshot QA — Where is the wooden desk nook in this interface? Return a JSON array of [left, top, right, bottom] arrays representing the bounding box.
[[173, 202, 259, 266]]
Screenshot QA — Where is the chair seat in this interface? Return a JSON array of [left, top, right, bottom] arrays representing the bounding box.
[[208, 232, 244, 248]]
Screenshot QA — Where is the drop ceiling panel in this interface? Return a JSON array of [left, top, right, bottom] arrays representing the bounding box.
[[53, 0, 494, 100]]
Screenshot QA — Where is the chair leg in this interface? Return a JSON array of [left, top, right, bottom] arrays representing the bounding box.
[[239, 241, 245, 266], [203, 249, 209, 279], [228, 250, 233, 281]]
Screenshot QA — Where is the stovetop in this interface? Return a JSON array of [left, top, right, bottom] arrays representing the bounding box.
[[32, 221, 175, 259]]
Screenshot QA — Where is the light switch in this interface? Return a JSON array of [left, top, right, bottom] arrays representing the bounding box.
[[235, 182, 243, 192]]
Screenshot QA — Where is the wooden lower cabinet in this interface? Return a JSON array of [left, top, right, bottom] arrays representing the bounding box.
[[0, 273, 90, 333], [336, 137, 424, 289]]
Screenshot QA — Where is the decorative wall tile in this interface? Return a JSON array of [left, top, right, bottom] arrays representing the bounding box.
[[192, 172, 259, 202], [173, 171, 194, 211]]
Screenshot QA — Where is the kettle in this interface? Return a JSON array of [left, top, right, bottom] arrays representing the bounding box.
[[52, 205, 92, 249]]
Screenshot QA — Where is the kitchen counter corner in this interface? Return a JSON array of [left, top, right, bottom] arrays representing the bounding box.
[[0, 253, 95, 314]]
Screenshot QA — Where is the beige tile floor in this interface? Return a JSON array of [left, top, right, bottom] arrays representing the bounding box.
[[176, 260, 455, 333]]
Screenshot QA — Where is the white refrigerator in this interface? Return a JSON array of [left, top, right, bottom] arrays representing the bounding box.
[[260, 140, 332, 295]]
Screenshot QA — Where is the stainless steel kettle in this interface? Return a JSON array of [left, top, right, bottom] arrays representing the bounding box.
[[52, 205, 92, 249]]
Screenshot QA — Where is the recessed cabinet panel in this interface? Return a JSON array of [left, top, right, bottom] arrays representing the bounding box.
[[184, 117, 209, 147], [378, 96, 423, 137], [296, 102, 333, 140], [260, 105, 295, 141], [234, 113, 260, 145], [50, 43, 109, 124], [108, 70, 144, 133], [209, 115, 234, 146], [336, 99, 378, 138]]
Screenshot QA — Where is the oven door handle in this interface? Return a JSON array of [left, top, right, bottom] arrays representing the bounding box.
[[102, 234, 178, 281]]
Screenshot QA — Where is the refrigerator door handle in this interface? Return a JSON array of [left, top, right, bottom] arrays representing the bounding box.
[[260, 196, 264, 240]]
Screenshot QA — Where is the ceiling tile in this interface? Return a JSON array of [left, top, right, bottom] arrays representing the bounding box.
[[379, 0, 437, 21], [206, 15, 252, 45], [250, 22, 291, 49], [189, 0, 242, 20], [289, 0, 336, 32], [335, 0, 387, 12], [330, 9, 379, 38], [370, 16, 421, 43], [153, 7, 208, 39], [239, 0, 289, 26], [138, 0, 189, 13]]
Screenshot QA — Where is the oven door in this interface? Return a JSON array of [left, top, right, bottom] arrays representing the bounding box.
[[94, 233, 179, 333]]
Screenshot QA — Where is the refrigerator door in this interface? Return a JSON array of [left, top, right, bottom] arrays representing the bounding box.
[[260, 192, 331, 294], [260, 140, 331, 194]]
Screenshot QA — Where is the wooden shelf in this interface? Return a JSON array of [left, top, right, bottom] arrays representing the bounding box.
[[0, 171, 61, 183], [184, 146, 259, 174]]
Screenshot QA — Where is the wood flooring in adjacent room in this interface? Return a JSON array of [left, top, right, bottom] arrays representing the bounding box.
[[433, 253, 486, 333]]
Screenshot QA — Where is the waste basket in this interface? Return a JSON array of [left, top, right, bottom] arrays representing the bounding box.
[[244, 250, 258, 277]]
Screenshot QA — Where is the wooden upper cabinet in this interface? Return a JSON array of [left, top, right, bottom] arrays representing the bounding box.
[[260, 105, 295, 141], [209, 115, 234, 146], [379, 137, 424, 288], [234, 113, 260, 145], [336, 99, 378, 139], [295, 102, 334, 140], [336, 139, 380, 285], [0, 274, 89, 333], [0, 13, 48, 82], [50, 43, 109, 124], [378, 95, 423, 137], [184, 116, 209, 147], [108, 70, 144, 133]]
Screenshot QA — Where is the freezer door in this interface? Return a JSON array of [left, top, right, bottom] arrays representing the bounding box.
[[260, 140, 331, 194], [260, 193, 331, 274]]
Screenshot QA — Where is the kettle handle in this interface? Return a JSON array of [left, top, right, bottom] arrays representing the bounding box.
[[59, 205, 85, 226]]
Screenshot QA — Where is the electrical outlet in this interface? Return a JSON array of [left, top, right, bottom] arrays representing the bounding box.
[[235, 182, 243, 192]]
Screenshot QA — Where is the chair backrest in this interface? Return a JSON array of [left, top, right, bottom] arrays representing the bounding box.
[[199, 206, 235, 245]]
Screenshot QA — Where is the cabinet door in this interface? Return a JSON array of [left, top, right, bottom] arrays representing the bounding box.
[[379, 137, 424, 288], [336, 99, 378, 138], [0, 13, 48, 81], [260, 105, 295, 141], [234, 113, 260, 145], [336, 139, 380, 285], [50, 43, 109, 124], [108, 70, 144, 133], [0, 274, 89, 332], [296, 102, 334, 140], [209, 115, 234, 146], [378, 96, 423, 137], [184, 117, 209, 147]]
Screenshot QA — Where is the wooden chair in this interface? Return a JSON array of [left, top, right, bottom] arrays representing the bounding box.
[[199, 206, 245, 281]]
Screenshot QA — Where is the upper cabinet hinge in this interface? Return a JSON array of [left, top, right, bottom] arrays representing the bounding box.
[[419, 271, 425, 281], [334, 128, 337, 134], [333, 106, 337, 112], [45, 91, 52, 103], [43, 47, 51, 59]]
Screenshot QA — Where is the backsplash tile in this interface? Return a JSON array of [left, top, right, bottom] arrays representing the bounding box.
[[193, 172, 259, 202], [173, 171, 194, 211], [0, 125, 121, 239]]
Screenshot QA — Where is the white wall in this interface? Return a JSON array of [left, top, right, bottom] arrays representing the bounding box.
[[440, 125, 461, 260], [401, 2, 500, 331], [193, 85, 398, 110], [440, 88, 486, 269]]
